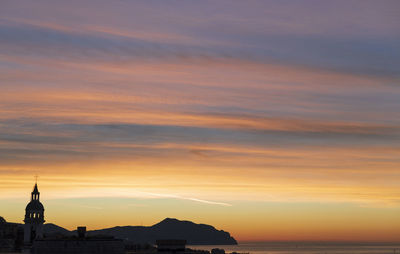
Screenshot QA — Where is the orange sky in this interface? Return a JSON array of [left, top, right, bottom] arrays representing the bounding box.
[[0, 0, 400, 242]]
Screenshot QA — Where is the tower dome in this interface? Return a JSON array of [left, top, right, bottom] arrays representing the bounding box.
[[26, 201, 45, 211], [23, 183, 45, 245], [24, 183, 45, 223]]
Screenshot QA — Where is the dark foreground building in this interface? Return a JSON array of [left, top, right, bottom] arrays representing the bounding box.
[[32, 235, 124, 254], [32, 239, 124, 254], [156, 239, 186, 252], [23, 183, 124, 254], [23, 183, 45, 253], [31, 226, 124, 254], [0, 216, 23, 252]]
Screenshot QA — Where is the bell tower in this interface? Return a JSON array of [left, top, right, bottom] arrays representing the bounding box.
[[23, 182, 45, 246]]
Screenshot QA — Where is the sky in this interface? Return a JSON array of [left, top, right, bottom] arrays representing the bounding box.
[[0, 0, 400, 242]]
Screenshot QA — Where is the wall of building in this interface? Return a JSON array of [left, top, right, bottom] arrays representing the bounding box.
[[0, 222, 23, 253], [32, 239, 124, 254]]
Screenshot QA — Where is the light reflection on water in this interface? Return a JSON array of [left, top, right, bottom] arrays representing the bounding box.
[[188, 242, 400, 254]]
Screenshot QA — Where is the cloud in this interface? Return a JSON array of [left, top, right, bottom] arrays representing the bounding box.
[[135, 191, 232, 207], [75, 204, 104, 210], [0, 168, 33, 175], [1, 4, 399, 79], [0, 1, 400, 239]]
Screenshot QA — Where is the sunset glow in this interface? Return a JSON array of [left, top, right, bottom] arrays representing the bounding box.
[[1, 0, 400, 242]]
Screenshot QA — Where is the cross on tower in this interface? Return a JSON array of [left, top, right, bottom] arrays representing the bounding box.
[[34, 175, 39, 184]]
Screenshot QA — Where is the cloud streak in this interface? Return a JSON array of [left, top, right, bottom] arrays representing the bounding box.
[[136, 192, 232, 207], [1, 0, 400, 241]]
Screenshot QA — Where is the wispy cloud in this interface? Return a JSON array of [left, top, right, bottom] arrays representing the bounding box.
[[1, 0, 400, 241], [136, 191, 232, 207]]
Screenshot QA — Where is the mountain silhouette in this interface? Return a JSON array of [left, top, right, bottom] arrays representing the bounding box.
[[43, 223, 72, 236], [42, 218, 237, 245]]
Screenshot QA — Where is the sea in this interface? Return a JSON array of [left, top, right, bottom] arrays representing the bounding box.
[[188, 242, 400, 254]]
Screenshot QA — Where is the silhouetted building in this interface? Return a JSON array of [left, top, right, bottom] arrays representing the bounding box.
[[32, 227, 124, 254], [23, 183, 45, 253], [156, 239, 186, 253], [77, 226, 87, 239], [18, 183, 124, 254], [0, 216, 24, 252], [211, 248, 225, 254]]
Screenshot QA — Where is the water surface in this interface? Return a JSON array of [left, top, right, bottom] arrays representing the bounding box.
[[188, 242, 400, 254]]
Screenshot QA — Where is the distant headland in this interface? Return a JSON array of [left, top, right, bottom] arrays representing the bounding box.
[[44, 218, 238, 245]]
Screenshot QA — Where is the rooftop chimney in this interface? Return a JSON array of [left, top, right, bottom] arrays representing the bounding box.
[[77, 226, 86, 239]]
